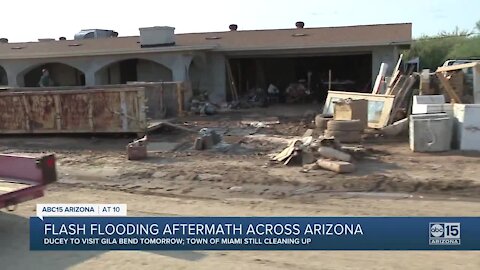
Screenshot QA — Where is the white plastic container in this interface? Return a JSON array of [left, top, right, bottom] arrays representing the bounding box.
[[409, 113, 452, 152], [412, 95, 453, 116], [453, 104, 480, 151]]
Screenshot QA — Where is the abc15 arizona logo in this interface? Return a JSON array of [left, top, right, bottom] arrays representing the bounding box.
[[429, 223, 461, 245]]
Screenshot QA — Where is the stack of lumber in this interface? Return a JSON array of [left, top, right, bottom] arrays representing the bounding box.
[[372, 54, 418, 125]]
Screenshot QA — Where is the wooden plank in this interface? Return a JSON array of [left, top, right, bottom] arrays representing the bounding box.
[[436, 62, 479, 73], [0, 180, 31, 195], [226, 61, 239, 101], [316, 159, 355, 173], [386, 75, 407, 95], [436, 73, 462, 103], [388, 76, 417, 124], [385, 54, 404, 93]]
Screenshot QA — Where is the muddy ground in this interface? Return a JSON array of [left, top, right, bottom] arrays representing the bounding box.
[[1, 105, 480, 269]]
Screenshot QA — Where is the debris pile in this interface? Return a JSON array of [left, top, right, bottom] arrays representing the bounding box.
[[190, 100, 217, 116], [194, 128, 223, 150], [271, 135, 365, 174], [127, 136, 148, 160]]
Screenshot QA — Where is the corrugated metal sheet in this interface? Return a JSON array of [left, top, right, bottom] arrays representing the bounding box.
[[0, 87, 148, 134]]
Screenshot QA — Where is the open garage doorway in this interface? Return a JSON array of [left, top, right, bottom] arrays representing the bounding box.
[[95, 59, 172, 85], [23, 63, 85, 87], [227, 53, 372, 104]]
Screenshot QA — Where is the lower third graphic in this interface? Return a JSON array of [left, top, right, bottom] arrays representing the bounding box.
[[429, 222, 461, 245]]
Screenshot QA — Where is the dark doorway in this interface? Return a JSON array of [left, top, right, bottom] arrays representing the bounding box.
[[228, 53, 372, 103], [119, 59, 138, 84], [0, 66, 7, 85]]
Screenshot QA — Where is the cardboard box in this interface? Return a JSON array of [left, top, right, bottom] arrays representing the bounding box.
[[333, 99, 368, 129]]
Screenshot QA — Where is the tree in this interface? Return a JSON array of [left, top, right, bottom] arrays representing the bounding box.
[[403, 22, 480, 69]]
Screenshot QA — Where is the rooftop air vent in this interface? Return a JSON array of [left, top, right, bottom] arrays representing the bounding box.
[[59, 37, 67, 41], [0, 38, 8, 44], [296, 21, 305, 29], [229, 24, 238, 31], [74, 29, 118, 40], [139, 26, 175, 48]]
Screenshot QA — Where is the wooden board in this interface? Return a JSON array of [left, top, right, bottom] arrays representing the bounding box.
[[323, 91, 395, 129], [0, 179, 31, 195], [436, 62, 479, 73], [436, 73, 462, 103]]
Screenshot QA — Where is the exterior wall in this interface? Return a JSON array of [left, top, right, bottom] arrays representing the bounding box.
[[205, 53, 226, 104], [137, 59, 173, 82], [0, 51, 192, 88], [371, 46, 398, 83], [0, 45, 400, 103]]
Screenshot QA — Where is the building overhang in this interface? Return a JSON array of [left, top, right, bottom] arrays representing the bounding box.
[[0, 45, 218, 60]]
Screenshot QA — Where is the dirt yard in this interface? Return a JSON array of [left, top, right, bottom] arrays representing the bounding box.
[[1, 105, 480, 270]]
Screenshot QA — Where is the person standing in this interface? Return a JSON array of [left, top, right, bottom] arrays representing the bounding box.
[[39, 69, 51, 87]]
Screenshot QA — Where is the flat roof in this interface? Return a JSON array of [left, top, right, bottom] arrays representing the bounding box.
[[0, 23, 412, 59]]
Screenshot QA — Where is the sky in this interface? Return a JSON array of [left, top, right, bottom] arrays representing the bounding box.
[[1, 0, 479, 42]]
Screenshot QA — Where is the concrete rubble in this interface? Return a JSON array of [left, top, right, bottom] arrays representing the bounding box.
[[194, 128, 223, 151]]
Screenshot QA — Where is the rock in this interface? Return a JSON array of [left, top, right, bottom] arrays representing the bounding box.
[[229, 186, 244, 192], [317, 147, 352, 162], [152, 172, 169, 178], [316, 159, 356, 173], [202, 135, 214, 149], [302, 151, 316, 165], [194, 137, 204, 150], [196, 174, 223, 181]]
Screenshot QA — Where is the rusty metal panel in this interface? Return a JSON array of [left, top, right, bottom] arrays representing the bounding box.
[[0, 87, 147, 134], [91, 91, 123, 132], [60, 93, 90, 131], [0, 95, 27, 131], [27, 94, 57, 131], [124, 90, 143, 131]]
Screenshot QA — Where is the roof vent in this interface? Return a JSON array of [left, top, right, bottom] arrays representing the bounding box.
[[0, 38, 8, 44], [229, 24, 238, 31], [139, 26, 176, 47], [74, 29, 118, 40], [59, 37, 67, 41], [296, 21, 305, 29]]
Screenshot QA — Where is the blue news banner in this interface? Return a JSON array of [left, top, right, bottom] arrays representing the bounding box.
[[30, 217, 480, 250]]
